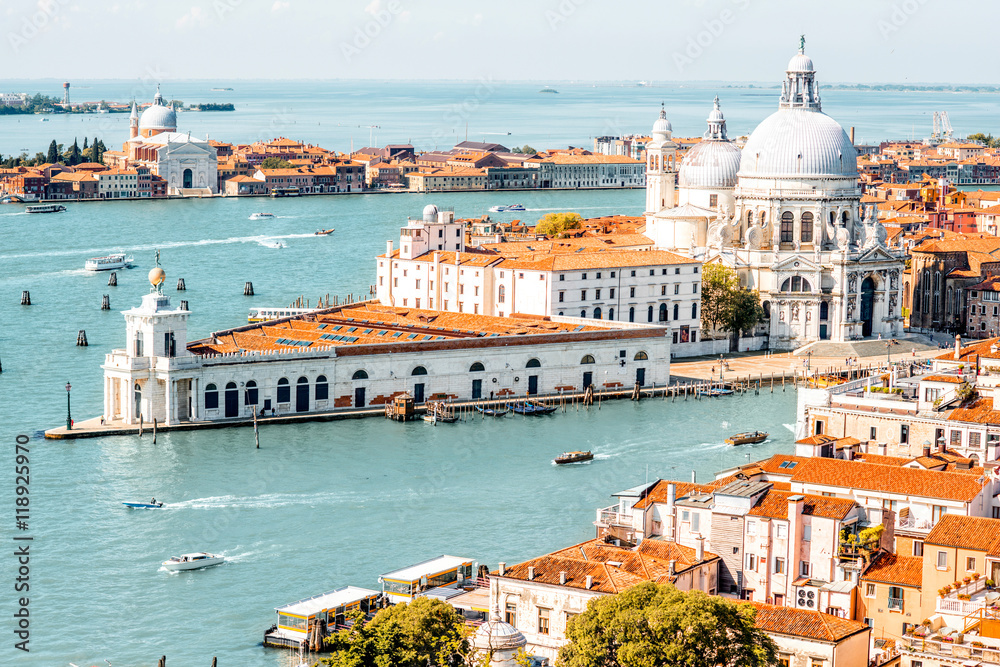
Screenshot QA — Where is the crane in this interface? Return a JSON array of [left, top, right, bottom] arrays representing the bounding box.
[[358, 124, 380, 147]]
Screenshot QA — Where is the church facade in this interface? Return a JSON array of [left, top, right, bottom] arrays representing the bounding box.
[[104, 86, 218, 195], [644, 43, 905, 350]]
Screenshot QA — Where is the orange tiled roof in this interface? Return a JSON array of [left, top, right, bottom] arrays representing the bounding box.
[[747, 602, 870, 643], [632, 480, 716, 510], [947, 397, 1000, 424], [925, 515, 1000, 555], [935, 337, 1000, 362], [861, 553, 922, 588], [922, 375, 963, 384], [788, 458, 986, 502], [747, 489, 857, 521]]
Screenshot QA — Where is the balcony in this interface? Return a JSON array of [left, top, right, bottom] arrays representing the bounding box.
[[901, 633, 1000, 663], [595, 505, 635, 529], [936, 575, 991, 616], [888, 597, 904, 612]]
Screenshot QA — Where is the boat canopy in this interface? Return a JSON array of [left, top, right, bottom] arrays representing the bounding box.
[[275, 586, 380, 617], [380, 555, 474, 585]]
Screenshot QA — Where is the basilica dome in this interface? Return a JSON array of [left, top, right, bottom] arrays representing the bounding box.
[[679, 97, 741, 189], [737, 46, 857, 181], [139, 87, 177, 134]]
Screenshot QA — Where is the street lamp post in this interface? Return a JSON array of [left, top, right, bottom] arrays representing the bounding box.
[[65, 381, 72, 430]]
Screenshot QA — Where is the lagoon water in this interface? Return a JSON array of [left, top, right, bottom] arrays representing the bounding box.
[[0, 185, 802, 666]]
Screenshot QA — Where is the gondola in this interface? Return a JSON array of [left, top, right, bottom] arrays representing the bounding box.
[[698, 388, 734, 397], [476, 406, 509, 417], [527, 401, 557, 414], [511, 402, 539, 415]]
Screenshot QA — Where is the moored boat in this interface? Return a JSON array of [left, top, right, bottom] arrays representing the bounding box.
[[249, 212, 275, 220], [698, 388, 734, 397], [725, 431, 769, 446], [86, 253, 133, 271], [162, 552, 224, 571], [527, 400, 557, 414], [554, 450, 593, 465], [26, 204, 66, 213], [475, 405, 509, 417], [511, 402, 538, 415]]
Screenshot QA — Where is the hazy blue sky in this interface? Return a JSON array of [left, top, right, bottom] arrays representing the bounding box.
[[3, 0, 992, 83]]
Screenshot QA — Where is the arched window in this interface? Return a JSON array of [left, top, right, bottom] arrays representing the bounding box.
[[780, 277, 812, 293], [746, 210, 753, 226], [608, 307, 614, 320], [580, 310, 587, 318], [829, 210, 836, 226], [780, 211, 794, 243], [801, 212, 813, 243], [469, 362, 485, 372], [498, 285, 506, 303], [593, 307, 602, 319], [204, 383, 218, 409], [647, 305, 654, 322], [634, 351, 648, 361], [759, 211, 767, 227], [411, 366, 427, 376], [580, 355, 595, 365], [947, 287, 953, 316], [315, 375, 329, 401], [762, 301, 771, 318], [277, 377, 290, 403], [134, 382, 143, 418], [692, 303, 698, 319], [673, 303, 679, 320], [659, 303, 668, 322], [842, 211, 850, 225], [246, 380, 258, 405], [629, 306, 635, 322], [352, 370, 368, 380], [526, 358, 541, 368]]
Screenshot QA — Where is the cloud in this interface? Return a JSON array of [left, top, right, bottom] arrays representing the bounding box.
[[271, 0, 289, 11], [471, 12, 482, 26], [364, 0, 381, 15], [175, 5, 205, 29]]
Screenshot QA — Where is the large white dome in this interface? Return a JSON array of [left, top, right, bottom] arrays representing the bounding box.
[[738, 108, 857, 180], [679, 140, 742, 189], [139, 103, 176, 132]]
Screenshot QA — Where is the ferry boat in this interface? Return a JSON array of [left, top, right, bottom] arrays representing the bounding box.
[[248, 307, 319, 323], [85, 253, 133, 271], [270, 187, 300, 198], [264, 587, 380, 650], [554, 450, 593, 465], [25, 204, 66, 213], [249, 212, 275, 220], [379, 555, 475, 605], [161, 552, 224, 571], [725, 431, 769, 446]]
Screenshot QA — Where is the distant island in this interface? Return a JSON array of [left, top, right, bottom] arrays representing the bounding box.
[[539, 88, 559, 94], [189, 103, 235, 111], [721, 83, 1000, 93]]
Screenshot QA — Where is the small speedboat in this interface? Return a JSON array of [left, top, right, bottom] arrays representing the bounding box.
[[554, 450, 593, 465], [249, 212, 275, 220], [489, 205, 506, 213], [123, 501, 163, 509], [476, 406, 509, 417], [506, 204, 525, 212], [162, 552, 224, 571], [725, 431, 769, 446], [315, 228, 335, 235]]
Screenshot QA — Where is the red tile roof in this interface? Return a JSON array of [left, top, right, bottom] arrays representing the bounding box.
[[747, 489, 857, 521], [789, 458, 986, 502], [861, 553, 923, 588], [925, 515, 1000, 556], [747, 602, 870, 643]]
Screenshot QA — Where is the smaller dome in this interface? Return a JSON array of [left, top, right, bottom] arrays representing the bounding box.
[[652, 107, 672, 135], [472, 619, 527, 652], [787, 51, 814, 73], [148, 267, 166, 287], [422, 204, 439, 221]]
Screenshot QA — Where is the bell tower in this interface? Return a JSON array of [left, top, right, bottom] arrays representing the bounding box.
[[645, 105, 677, 222]]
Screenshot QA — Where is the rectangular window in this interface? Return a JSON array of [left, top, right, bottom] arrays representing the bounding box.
[[681, 510, 690, 522], [870, 426, 877, 440], [778, 655, 791, 667], [900, 424, 909, 444], [630, 287, 635, 298], [913, 540, 923, 557], [415, 298, 421, 308], [581, 290, 587, 301], [538, 608, 550, 635], [595, 289, 601, 299], [559, 292, 564, 303], [810, 659, 825, 667], [776, 523, 787, 539], [937, 551, 948, 569], [800, 561, 810, 577], [971, 432, 982, 448], [559, 274, 564, 281], [582, 273, 587, 280], [596, 272, 602, 279], [661, 285, 666, 295], [674, 284, 679, 295], [415, 279, 421, 289], [968, 556, 977, 571], [933, 505, 945, 522], [747, 554, 757, 571], [951, 430, 962, 447], [775, 558, 785, 574], [610, 288, 615, 298], [504, 602, 516, 625], [865, 583, 876, 598], [631, 270, 636, 277], [692, 513, 700, 532], [693, 283, 698, 293], [747, 521, 757, 536], [802, 524, 812, 541]]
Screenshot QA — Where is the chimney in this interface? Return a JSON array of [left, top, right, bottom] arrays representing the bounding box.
[[498, 562, 506, 576], [955, 334, 962, 360], [696, 537, 705, 562], [877, 442, 887, 456], [527, 566, 535, 581], [668, 560, 676, 575], [559, 571, 567, 585], [386, 240, 393, 257], [691, 470, 697, 483], [667, 482, 676, 507], [923, 443, 931, 458], [850, 126, 855, 145], [585, 575, 593, 589]]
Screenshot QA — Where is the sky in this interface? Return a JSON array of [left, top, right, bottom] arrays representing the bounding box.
[[2, 0, 995, 83]]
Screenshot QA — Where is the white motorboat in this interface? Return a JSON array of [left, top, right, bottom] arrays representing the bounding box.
[[249, 212, 276, 220], [259, 240, 286, 249], [488, 205, 506, 213], [506, 204, 525, 212], [85, 253, 133, 271], [162, 552, 224, 571]]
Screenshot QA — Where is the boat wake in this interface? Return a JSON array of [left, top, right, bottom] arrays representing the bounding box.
[[551, 459, 593, 466], [168, 491, 362, 510], [699, 441, 730, 450], [593, 453, 613, 460], [720, 420, 731, 429], [782, 423, 796, 434], [0, 233, 318, 261]]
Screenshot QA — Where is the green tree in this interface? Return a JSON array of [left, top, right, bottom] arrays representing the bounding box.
[[82, 137, 88, 150], [68, 138, 80, 165], [512, 145, 537, 155], [46, 140, 59, 163], [700, 262, 765, 350], [968, 133, 1000, 148], [260, 156, 294, 169], [90, 136, 100, 163], [535, 212, 583, 237], [323, 597, 471, 667], [559, 582, 777, 667]]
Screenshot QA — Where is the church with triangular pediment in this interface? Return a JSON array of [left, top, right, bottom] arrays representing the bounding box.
[[643, 40, 905, 349]]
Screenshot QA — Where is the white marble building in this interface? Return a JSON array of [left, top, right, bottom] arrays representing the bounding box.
[[644, 42, 906, 349]]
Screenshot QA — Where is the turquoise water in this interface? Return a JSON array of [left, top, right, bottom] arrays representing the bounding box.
[[0, 187, 804, 665], [1, 79, 998, 157]]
